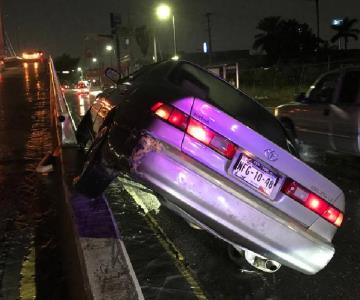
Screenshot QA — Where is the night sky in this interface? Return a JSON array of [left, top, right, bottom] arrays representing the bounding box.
[[3, 0, 360, 57]]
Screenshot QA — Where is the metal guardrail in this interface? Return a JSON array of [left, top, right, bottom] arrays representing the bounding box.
[[48, 56, 77, 146]]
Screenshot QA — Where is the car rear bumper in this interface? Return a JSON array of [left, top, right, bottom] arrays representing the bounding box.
[[131, 135, 335, 275]]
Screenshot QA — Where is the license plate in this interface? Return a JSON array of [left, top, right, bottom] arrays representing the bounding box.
[[233, 154, 279, 197]]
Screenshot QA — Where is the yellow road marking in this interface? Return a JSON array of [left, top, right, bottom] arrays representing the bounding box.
[[19, 246, 36, 300], [144, 213, 208, 300], [118, 177, 208, 300]]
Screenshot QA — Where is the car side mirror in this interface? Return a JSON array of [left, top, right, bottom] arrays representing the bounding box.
[[105, 68, 120, 83], [295, 92, 307, 103]]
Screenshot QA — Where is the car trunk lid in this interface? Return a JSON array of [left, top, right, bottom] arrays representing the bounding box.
[[180, 98, 344, 228]]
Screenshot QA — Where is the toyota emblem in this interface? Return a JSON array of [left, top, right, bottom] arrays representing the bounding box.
[[264, 149, 279, 161]]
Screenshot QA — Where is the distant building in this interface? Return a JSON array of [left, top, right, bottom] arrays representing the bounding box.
[[182, 50, 250, 67], [180, 50, 267, 89]]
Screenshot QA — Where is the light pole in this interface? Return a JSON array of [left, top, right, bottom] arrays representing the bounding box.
[[77, 67, 83, 80], [315, 0, 320, 47], [156, 3, 178, 60], [306, 0, 320, 47], [105, 44, 114, 67], [92, 57, 101, 85]]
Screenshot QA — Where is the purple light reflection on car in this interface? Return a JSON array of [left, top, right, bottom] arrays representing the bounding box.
[[75, 60, 345, 275]]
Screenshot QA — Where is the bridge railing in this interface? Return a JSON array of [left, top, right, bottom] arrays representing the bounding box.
[[48, 56, 77, 146]]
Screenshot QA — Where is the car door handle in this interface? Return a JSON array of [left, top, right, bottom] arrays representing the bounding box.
[[323, 108, 330, 116]]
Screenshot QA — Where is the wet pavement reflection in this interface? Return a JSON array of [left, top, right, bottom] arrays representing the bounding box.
[[65, 90, 360, 299], [0, 63, 67, 299]]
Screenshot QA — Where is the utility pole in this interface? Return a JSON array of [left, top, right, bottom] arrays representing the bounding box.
[[0, 0, 5, 57], [306, 0, 320, 47], [315, 0, 320, 45], [205, 13, 213, 64], [110, 13, 122, 73]]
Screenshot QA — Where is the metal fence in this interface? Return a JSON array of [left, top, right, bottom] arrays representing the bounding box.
[[210, 58, 360, 104]]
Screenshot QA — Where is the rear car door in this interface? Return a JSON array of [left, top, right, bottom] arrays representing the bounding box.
[[330, 70, 360, 154], [293, 72, 341, 149]]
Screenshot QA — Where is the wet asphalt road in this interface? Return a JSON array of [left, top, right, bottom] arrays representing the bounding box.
[[0, 62, 67, 299], [65, 90, 360, 300]]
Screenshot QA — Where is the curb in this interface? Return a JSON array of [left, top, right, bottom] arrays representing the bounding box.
[[49, 58, 144, 300]]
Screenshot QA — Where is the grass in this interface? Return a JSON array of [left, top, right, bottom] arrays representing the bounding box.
[[239, 85, 308, 108]]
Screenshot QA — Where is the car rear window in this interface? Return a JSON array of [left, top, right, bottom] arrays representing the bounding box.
[[169, 62, 292, 152]]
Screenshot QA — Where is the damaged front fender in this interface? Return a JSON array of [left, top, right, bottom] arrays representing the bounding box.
[[130, 134, 164, 174]]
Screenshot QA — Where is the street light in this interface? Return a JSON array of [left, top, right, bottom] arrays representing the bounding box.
[[156, 3, 177, 59], [105, 45, 113, 52], [156, 4, 171, 20], [331, 18, 344, 49], [77, 67, 83, 80], [171, 55, 179, 61], [91, 58, 101, 85], [105, 45, 114, 67]]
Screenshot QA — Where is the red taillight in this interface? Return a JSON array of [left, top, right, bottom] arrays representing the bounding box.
[[151, 102, 164, 112], [334, 212, 344, 227], [323, 207, 341, 224], [151, 102, 188, 130], [186, 119, 236, 159], [151, 102, 237, 159], [282, 179, 344, 227], [304, 194, 328, 215], [187, 119, 214, 145], [168, 109, 188, 130], [152, 102, 172, 120]]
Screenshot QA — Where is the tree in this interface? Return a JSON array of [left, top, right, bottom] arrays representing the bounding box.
[[331, 17, 360, 50], [253, 16, 282, 62], [253, 17, 318, 62], [279, 19, 318, 57]]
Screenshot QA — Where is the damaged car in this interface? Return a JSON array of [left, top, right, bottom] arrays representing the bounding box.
[[74, 60, 345, 275]]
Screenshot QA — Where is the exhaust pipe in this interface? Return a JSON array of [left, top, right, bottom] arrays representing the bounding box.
[[229, 245, 281, 273], [244, 249, 281, 273]]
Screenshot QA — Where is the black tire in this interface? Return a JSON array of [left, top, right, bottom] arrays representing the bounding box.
[[74, 127, 119, 198], [76, 110, 93, 149]]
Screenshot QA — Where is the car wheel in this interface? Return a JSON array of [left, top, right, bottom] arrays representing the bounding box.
[[74, 126, 120, 198], [76, 110, 93, 150]]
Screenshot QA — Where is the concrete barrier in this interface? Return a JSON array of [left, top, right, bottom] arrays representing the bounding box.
[[48, 57, 144, 300]]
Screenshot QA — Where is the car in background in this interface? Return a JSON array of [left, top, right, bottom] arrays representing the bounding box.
[[275, 68, 360, 156], [74, 60, 345, 275], [1, 56, 23, 69], [75, 80, 90, 94], [22, 50, 45, 62]]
